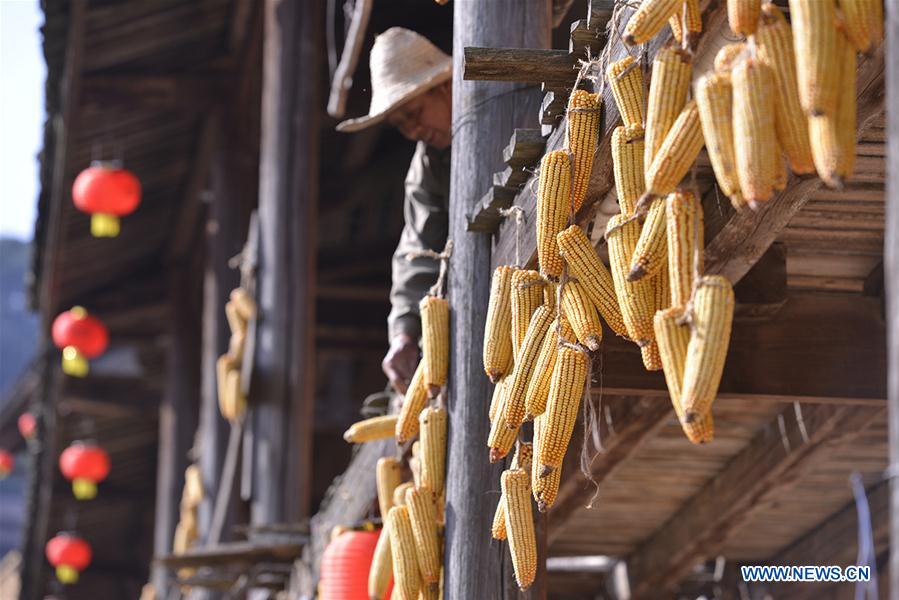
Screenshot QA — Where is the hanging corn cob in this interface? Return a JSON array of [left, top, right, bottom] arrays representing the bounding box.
[[611, 124, 647, 217], [727, 0, 761, 36], [645, 48, 692, 170], [756, 4, 815, 175], [653, 307, 715, 443], [488, 378, 519, 462], [501, 469, 538, 590], [369, 528, 393, 600], [536, 150, 572, 279], [809, 29, 857, 188], [491, 442, 532, 540], [606, 56, 645, 129], [839, 0, 884, 54], [606, 215, 658, 347], [419, 406, 447, 495], [681, 276, 735, 422], [645, 100, 705, 199], [396, 362, 429, 443], [532, 412, 563, 511], [556, 225, 628, 338], [666, 190, 703, 308], [537, 345, 589, 475], [732, 58, 777, 208], [510, 270, 544, 358], [627, 198, 668, 282], [640, 265, 670, 371], [387, 506, 423, 600], [503, 305, 555, 429], [568, 90, 601, 210], [669, 0, 702, 47], [714, 42, 746, 73], [561, 281, 603, 350], [393, 482, 414, 507], [483, 266, 516, 382], [489, 378, 504, 423], [376, 457, 402, 520], [789, 0, 840, 116], [695, 72, 745, 211], [420, 295, 449, 397], [344, 415, 400, 444], [405, 487, 441, 586], [525, 317, 576, 419], [410, 444, 422, 488], [624, 0, 681, 45]]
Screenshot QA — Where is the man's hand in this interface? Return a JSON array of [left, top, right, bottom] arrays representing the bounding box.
[[382, 333, 419, 394]]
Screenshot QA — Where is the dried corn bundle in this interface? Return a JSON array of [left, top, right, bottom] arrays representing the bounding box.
[[606, 215, 657, 347], [669, 0, 702, 46], [755, 4, 815, 175], [525, 317, 574, 419], [568, 90, 601, 210], [624, 0, 681, 45], [492, 443, 533, 540], [641, 341, 663, 371], [510, 270, 545, 358], [489, 378, 504, 422], [387, 506, 423, 600], [503, 305, 554, 429], [640, 265, 670, 371], [229, 288, 256, 321], [376, 457, 402, 519], [419, 406, 447, 495], [556, 225, 628, 338], [772, 143, 787, 191], [396, 362, 429, 443], [531, 413, 563, 511], [732, 58, 777, 207], [628, 198, 667, 281], [612, 124, 647, 217], [714, 42, 746, 73], [696, 73, 745, 210], [344, 415, 400, 444], [393, 482, 414, 507], [653, 307, 715, 443], [606, 56, 645, 128], [488, 378, 519, 462], [537, 345, 589, 474], [369, 528, 393, 600], [484, 266, 516, 382], [645, 48, 692, 170], [406, 487, 441, 585], [645, 100, 704, 198], [809, 30, 857, 188], [727, 0, 761, 36], [666, 191, 703, 308], [681, 276, 735, 422], [839, 0, 884, 54], [536, 150, 572, 279], [420, 295, 449, 396], [560, 282, 602, 351], [501, 469, 538, 590], [789, 0, 839, 116], [410, 450, 422, 489]]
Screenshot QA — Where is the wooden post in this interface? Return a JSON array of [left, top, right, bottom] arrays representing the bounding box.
[[887, 4, 899, 595], [445, 2, 550, 599], [250, 0, 320, 526]]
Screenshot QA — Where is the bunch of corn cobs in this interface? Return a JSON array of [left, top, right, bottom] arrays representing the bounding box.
[[216, 288, 256, 422], [343, 294, 449, 600]]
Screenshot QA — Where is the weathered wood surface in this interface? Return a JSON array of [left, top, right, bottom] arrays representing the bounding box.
[[79, 74, 226, 112], [156, 540, 304, 568], [326, 0, 372, 118], [467, 186, 520, 233], [887, 0, 899, 594], [446, 1, 550, 599], [503, 129, 546, 168], [463, 47, 576, 85]]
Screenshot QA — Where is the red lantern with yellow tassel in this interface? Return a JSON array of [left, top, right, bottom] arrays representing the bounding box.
[[51, 307, 109, 377], [319, 528, 393, 599], [59, 442, 110, 500], [72, 163, 141, 237], [46, 533, 92, 584], [0, 450, 13, 480]]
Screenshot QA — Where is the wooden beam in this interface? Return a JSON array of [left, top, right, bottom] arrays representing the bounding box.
[[463, 48, 576, 85], [80, 74, 226, 112], [155, 540, 303, 568], [625, 402, 885, 597], [167, 116, 218, 260], [887, 1, 899, 594], [326, 0, 372, 118]]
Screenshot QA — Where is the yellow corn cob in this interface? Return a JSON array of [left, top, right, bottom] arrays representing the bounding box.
[[839, 0, 884, 54], [640, 264, 670, 371], [606, 56, 645, 129], [789, 0, 840, 116], [696, 72, 745, 210], [646, 100, 704, 198], [376, 457, 402, 520], [344, 415, 400, 444], [393, 482, 414, 508], [568, 90, 601, 211], [557, 225, 628, 338], [492, 443, 532, 540], [666, 191, 703, 308], [543, 280, 558, 312], [503, 305, 554, 429], [537, 345, 589, 474], [727, 0, 760, 36], [654, 307, 715, 443], [606, 215, 657, 346], [489, 378, 504, 423], [501, 469, 538, 590], [396, 362, 429, 443], [510, 270, 544, 358], [420, 295, 449, 396], [611, 124, 647, 217], [536, 150, 572, 279], [410, 456, 422, 489], [627, 198, 667, 281], [531, 413, 562, 511], [733, 58, 777, 207], [488, 378, 519, 462], [645, 48, 692, 170], [669, 0, 702, 46], [405, 487, 441, 585], [369, 528, 393, 600], [525, 317, 575, 419], [714, 42, 746, 73], [560, 281, 603, 350], [484, 266, 516, 382], [419, 406, 447, 495], [624, 0, 681, 45], [809, 30, 856, 189], [681, 276, 735, 422], [230, 287, 256, 321], [772, 143, 787, 191], [225, 300, 246, 337], [641, 341, 663, 371], [387, 506, 423, 600]]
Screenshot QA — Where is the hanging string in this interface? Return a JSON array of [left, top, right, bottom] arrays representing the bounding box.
[[498, 206, 526, 267], [405, 239, 454, 298], [850, 471, 880, 600]]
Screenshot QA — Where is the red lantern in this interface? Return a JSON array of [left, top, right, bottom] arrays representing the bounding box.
[[72, 163, 141, 237], [51, 307, 108, 377], [0, 450, 13, 480], [18, 412, 37, 441], [319, 528, 394, 599], [46, 533, 92, 584], [59, 442, 110, 500]]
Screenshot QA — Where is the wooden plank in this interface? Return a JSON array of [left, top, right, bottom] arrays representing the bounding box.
[[587, 0, 615, 32], [467, 185, 520, 233], [463, 47, 576, 85], [155, 540, 303, 568], [503, 129, 547, 169], [79, 74, 226, 112], [569, 19, 602, 57]]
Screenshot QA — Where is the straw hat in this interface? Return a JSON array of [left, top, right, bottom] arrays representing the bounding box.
[[337, 27, 452, 133]]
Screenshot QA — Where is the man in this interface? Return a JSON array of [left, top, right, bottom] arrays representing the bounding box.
[[337, 27, 452, 394]]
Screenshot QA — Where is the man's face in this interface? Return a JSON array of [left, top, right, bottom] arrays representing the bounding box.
[[387, 83, 452, 150]]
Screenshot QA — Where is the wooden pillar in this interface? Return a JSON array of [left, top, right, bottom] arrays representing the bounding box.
[[887, 3, 899, 594], [250, 0, 319, 526], [445, 2, 550, 599]]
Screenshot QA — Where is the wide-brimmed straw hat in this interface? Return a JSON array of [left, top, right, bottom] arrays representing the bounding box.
[[336, 27, 452, 133]]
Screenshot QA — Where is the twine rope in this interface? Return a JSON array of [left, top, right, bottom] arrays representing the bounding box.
[[406, 239, 454, 298]]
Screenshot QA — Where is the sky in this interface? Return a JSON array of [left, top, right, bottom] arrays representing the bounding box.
[[0, 0, 45, 242]]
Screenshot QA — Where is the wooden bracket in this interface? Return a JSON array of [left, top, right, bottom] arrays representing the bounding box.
[[463, 47, 576, 85]]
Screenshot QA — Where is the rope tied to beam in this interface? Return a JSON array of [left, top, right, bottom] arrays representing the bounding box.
[[406, 239, 454, 298]]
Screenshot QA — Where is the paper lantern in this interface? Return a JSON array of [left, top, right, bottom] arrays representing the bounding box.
[[0, 450, 13, 480], [59, 442, 110, 500], [51, 307, 108, 377], [72, 163, 141, 237], [46, 533, 92, 584], [319, 528, 392, 599], [18, 412, 37, 441]]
